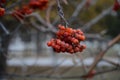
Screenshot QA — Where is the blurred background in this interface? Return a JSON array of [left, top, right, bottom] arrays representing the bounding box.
[[0, 0, 120, 80]]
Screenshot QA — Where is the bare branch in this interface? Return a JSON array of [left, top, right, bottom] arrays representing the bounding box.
[[82, 7, 112, 31], [6, 0, 22, 11], [85, 33, 103, 40], [3, 68, 119, 79], [27, 13, 57, 33], [75, 54, 88, 73], [53, 0, 87, 25], [102, 58, 120, 67], [88, 34, 120, 74], [30, 20, 49, 32], [11, 23, 22, 35], [0, 22, 9, 35], [56, 0, 69, 26], [45, 3, 54, 23], [72, 0, 87, 17], [28, 58, 67, 75]]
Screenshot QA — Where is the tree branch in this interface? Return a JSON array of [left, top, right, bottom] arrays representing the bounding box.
[[88, 34, 120, 74], [3, 67, 119, 79], [0, 22, 9, 35], [102, 58, 120, 67], [6, 0, 22, 11], [56, 0, 69, 26], [27, 13, 57, 33], [81, 7, 112, 31], [72, 0, 87, 18]]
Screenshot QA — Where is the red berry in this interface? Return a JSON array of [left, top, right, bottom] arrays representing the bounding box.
[[113, 0, 120, 11], [29, 0, 48, 10], [65, 43, 69, 48], [73, 39, 79, 44], [81, 44, 86, 49], [58, 24, 65, 30], [56, 39, 61, 45], [74, 47, 79, 52], [66, 27, 73, 34], [47, 41, 52, 46], [81, 36, 85, 41], [0, 7, 5, 16], [29, 0, 40, 9]]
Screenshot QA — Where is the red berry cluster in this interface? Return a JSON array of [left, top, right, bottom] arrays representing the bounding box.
[[12, 6, 33, 20], [0, 7, 5, 16], [113, 0, 120, 11], [0, 0, 6, 3], [47, 24, 86, 54], [11, 0, 48, 20], [0, 0, 6, 7], [0, 0, 6, 16], [29, 0, 48, 10]]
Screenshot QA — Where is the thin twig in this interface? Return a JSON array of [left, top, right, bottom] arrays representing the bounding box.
[[6, 0, 22, 11], [72, 0, 87, 18], [75, 54, 88, 80], [56, 0, 69, 27], [77, 54, 88, 73], [29, 57, 66, 75], [88, 34, 120, 74], [81, 7, 112, 32], [30, 20, 49, 32], [102, 58, 120, 67], [28, 13, 56, 33], [46, 1, 56, 23], [4, 67, 119, 79], [11, 23, 22, 35], [0, 22, 10, 35]]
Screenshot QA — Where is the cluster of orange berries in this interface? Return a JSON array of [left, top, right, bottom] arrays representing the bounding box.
[[12, 6, 33, 20], [0, 7, 5, 16], [12, 0, 48, 20], [29, 0, 48, 10], [47, 25, 86, 54], [0, 0, 6, 6], [113, 0, 120, 11], [0, 0, 48, 18], [0, 0, 6, 16]]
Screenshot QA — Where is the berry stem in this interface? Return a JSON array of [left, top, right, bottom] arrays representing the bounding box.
[[56, 0, 69, 27]]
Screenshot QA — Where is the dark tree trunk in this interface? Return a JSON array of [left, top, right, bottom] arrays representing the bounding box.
[[0, 35, 11, 79]]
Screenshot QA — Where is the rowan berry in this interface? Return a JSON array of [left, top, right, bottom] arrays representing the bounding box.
[[81, 44, 86, 49], [58, 24, 65, 30], [74, 47, 79, 52], [0, 7, 5, 16], [29, 0, 48, 10], [113, 0, 120, 11], [47, 24, 86, 54], [47, 41, 52, 46], [72, 38, 79, 44]]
